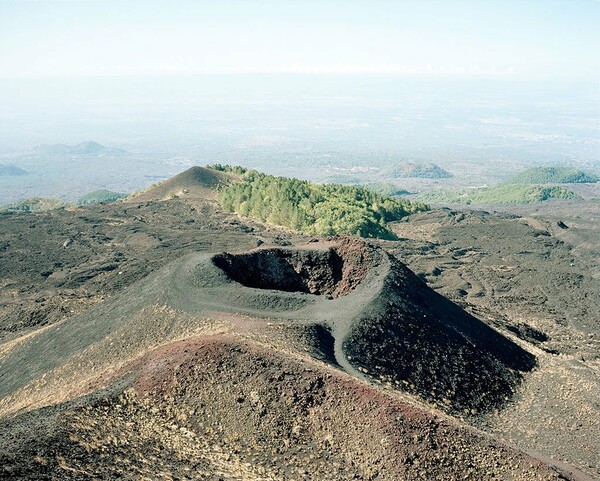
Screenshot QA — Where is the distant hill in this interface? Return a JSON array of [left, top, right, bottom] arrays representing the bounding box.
[[34, 141, 125, 156], [0, 164, 27, 176], [69, 141, 111, 155], [506, 167, 599, 184], [417, 184, 579, 205], [362, 182, 411, 196], [127, 166, 232, 202], [321, 175, 361, 185], [77, 190, 127, 205], [319, 177, 412, 197], [384, 162, 453, 179], [0, 197, 71, 213], [33, 143, 71, 155]]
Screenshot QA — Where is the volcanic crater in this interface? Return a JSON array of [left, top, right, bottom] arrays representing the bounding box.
[[0, 238, 536, 419], [213, 241, 371, 298]]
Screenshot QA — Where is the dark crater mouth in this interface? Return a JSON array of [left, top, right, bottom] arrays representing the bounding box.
[[213, 244, 370, 298]]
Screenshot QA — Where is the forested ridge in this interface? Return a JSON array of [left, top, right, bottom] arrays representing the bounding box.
[[506, 167, 599, 184], [417, 184, 578, 205], [208, 165, 428, 239]]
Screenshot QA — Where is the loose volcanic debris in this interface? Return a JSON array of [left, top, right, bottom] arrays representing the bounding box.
[[1, 187, 598, 480]]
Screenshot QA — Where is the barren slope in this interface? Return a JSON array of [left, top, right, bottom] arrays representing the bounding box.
[[0, 190, 598, 480], [389, 206, 600, 476], [127, 166, 233, 202]]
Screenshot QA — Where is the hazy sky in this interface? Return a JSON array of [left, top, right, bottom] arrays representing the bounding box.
[[1, 0, 599, 81]]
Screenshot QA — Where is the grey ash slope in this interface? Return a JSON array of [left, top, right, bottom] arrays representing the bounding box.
[[342, 252, 535, 414], [127, 165, 232, 202]]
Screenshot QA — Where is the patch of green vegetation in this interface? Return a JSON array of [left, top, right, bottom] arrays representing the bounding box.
[[383, 162, 452, 179], [206, 164, 249, 176], [506, 167, 599, 184], [77, 189, 127, 205], [0, 197, 72, 213], [417, 184, 579, 205], [362, 182, 411, 196], [213, 166, 428, 239], [321, 175, 361, 185]]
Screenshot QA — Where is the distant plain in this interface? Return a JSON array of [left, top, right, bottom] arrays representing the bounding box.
[[1, 76, 598, 205]]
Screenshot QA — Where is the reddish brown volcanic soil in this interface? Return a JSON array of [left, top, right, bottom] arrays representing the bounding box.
[[0, 169, 598, 480], [0, 335, 575, 480]]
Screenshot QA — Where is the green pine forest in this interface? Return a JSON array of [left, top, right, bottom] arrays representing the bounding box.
[[209, 165, 428, 240], [417, 184, 579, 205]]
